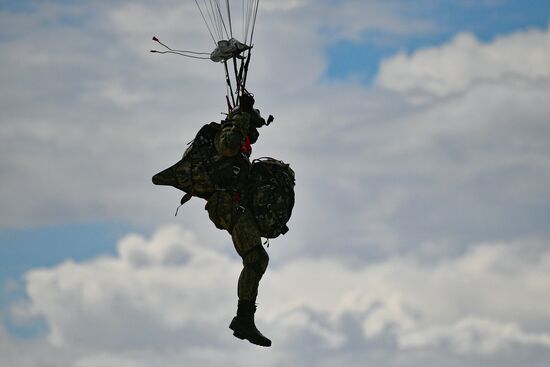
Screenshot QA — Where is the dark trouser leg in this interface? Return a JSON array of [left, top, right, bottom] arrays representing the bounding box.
[[205, 193, 271, 346], [229, 209, 271, 346], [231, 210, 269, 302]]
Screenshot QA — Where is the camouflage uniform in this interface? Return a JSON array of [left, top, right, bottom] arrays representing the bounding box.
[[153, 101, 273, 346], [204, 111, 269, 303]]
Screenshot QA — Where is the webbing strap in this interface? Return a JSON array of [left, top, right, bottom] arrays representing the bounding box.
[[228, 194, 245, 233]]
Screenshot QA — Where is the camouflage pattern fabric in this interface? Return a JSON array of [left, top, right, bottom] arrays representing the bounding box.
[[216, 112, 251, 156], [204, 111, 269, 302], [250, 158, 295, 238], [152, 122, 220, 198], [205, 190, 268, 301], [154, 110, 275, 302], [152, 120, 252, 198]]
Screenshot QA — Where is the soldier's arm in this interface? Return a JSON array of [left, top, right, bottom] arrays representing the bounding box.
[[215, 113, 251, 156]]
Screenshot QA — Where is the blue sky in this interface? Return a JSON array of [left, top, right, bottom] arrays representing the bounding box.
[[0, 223, 131, 337], [1, 1, 550, 365], [326, 0, 550, 82]]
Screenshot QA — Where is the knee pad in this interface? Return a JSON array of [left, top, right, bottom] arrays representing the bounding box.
[[243, 245, 269, 276]]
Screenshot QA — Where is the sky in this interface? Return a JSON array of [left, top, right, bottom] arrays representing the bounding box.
[[1, 0, 550, 365]]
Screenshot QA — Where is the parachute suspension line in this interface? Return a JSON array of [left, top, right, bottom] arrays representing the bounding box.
[[212, 0, 227, 40], [150, 50, 210, 60], [223, 60, 236, 108], [241, 0, 259, 45], [210, 0, 222, 40], [225, 70, 232, 111], [242, 0, 259, 89], [238, 56, 245, 88], [192, 0, 262, 104], [205, 0, 220, 41], [213, 0, 230, 40], [150, 37, 210, 60], [204, 0, 222, 41], [249, 0, 260, 45], [237, 0, 246, 92], [244, 0, 251, 45], [194, 0, 217, 45], [233, 56, 241, 98], [195, 0, 261, 45], [242, 49, 252, 90], [151, 37, 210, 55], [226, 0, 233, 38]]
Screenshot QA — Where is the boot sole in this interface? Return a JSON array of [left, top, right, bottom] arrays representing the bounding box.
[[229, 319, 272, 347], [233, 330, 246, 339]]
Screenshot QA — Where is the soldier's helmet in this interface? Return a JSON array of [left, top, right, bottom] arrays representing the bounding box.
[[230, 94, 265, 129]]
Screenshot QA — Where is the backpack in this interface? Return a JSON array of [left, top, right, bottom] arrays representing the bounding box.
[[182, 122, 222, 197], [152, 122, 250, 200], [249, 158, 295, 238]]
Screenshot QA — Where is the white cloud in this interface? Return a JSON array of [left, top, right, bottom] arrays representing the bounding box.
[[19, 226, 239, 349], [376, 25, 550, 98], [262, 0, 305, 12], [75, 355, 143, 367], [400, 317, 550, 355], [5, 225, 549, 366], [320, 0, 436, 41]]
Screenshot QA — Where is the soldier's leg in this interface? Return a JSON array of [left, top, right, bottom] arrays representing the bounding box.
[[205, 191, 268, 300], [229, 209, 271, 346], [231, 209, 268, 302], [205, 191, 271, 345]]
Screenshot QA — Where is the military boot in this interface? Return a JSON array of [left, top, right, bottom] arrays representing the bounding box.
[[229, 300, 272, 347]]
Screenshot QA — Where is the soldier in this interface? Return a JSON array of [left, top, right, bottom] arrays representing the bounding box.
[[153, 93, 273, 347], [205, 95, 272, 347]]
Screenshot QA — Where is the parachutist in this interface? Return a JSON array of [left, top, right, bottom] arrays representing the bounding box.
[[151, 1, 293, 347], [153, 93, 294, 347]]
